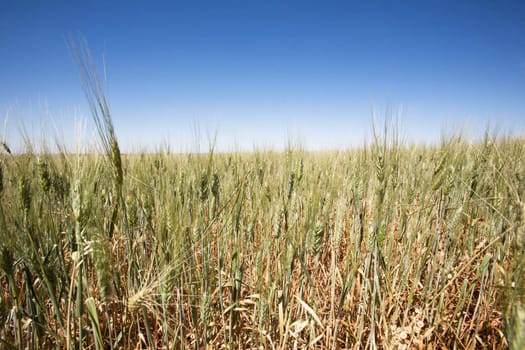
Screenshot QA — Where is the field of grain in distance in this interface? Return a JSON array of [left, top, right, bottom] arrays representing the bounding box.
[[0, 130, 524, 349]]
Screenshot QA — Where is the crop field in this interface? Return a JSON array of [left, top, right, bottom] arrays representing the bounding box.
[[0, 125, 524, 349], [0, 53, 524, 350]]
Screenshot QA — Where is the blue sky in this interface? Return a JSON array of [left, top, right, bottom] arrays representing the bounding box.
[[1, 1, 524, 152]]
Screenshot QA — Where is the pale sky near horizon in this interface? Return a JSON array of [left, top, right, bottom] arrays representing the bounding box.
[[1, 1, 524, 152]]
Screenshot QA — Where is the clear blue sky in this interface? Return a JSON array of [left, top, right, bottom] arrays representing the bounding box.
[[1, 0, 524, 152]]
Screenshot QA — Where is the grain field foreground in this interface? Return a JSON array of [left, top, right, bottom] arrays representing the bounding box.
[[0, 132, 524, 349]]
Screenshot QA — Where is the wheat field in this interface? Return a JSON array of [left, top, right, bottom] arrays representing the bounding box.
[[0, 125, 524, 349], [0, 51, 524, 349]]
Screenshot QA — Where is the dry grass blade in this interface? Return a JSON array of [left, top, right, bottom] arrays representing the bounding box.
[[295, 295, 324, 329]]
